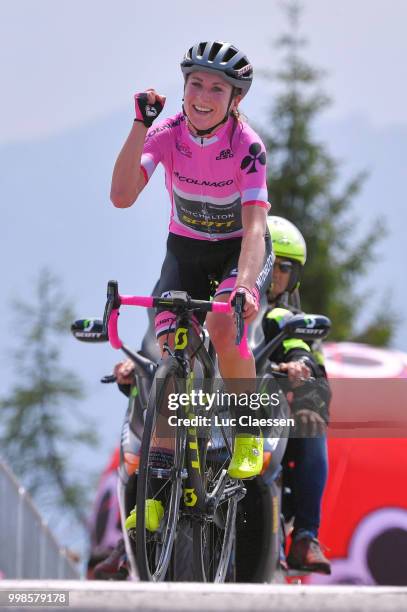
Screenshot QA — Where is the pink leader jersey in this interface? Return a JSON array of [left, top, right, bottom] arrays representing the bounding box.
[[140, 112, 269, 242]]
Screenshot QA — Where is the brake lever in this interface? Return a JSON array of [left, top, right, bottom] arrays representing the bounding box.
[[232, 292, 245, 346], [101, 374, 117, 384], [102, 299, 113, 337], [102, 280, 121, 336]]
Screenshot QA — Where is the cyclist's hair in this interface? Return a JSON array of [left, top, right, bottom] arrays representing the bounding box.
[[230, 107, 247, 150], [231, 107, 240, 121]]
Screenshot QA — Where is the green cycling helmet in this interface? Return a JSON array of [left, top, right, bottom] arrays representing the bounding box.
[[267, 216, 307, 266]]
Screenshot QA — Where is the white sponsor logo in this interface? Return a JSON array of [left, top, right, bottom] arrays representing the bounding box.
[[145, 105, 158, 117]]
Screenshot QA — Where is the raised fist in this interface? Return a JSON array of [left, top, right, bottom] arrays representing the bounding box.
[[134, 89, 166, 127]]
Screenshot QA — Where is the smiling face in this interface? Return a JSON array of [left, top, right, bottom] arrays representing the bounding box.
[[183, 70, 240, 134]]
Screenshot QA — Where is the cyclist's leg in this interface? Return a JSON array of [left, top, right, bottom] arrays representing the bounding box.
[[125, 235, 212, 534], [153, 235, 211, 449], [207, 232, 273, 394], [154, 234, 211, 350], [287, 435, 328, 539], [208, 232, 273, 377], [206, 233, 273, 478], [284, 436, 331, 573]]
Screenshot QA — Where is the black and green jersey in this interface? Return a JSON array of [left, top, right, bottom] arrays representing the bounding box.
[[262, 306, 331, 423]]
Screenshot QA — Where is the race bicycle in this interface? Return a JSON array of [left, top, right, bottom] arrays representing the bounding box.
[[72, 282, 331, 582], [73, 280, 249, 582]]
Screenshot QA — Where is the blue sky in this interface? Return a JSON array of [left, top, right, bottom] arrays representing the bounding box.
[[1, 0, 407, 550], [2, 0, 407, 143]]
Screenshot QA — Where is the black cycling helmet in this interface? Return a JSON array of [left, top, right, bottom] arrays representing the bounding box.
[[181, 41, 253, 98]]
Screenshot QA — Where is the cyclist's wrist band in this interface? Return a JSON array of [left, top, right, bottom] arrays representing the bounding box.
[[236, 285, 252, 292], [236, 285, 256, 297]]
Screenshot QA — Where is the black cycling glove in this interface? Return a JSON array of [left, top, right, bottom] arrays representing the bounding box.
[[134, 92, 164, 128]]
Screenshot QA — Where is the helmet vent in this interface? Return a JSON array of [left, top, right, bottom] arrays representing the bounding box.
[[208, 41, 223, 62], [197, 42, 206, 58], [234, 57, 249, 70], [222, 46, 238, 64]]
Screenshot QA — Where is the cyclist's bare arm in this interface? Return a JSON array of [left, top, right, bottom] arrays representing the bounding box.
[[237, 206, 267, 289], [110, 89, 166, 208], [234, 206, 267, 323], [110, 122, 148, 207]]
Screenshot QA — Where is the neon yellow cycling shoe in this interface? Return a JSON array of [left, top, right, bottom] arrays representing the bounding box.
[[124, 499, 164, 533], [227, 434, 263, 480]]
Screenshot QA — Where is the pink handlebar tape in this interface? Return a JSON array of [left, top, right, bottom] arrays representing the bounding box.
[[108, 295, 153, 350], [211, 302, 230, 314], [239, 324, 251, 360], [121, 295, 153, 307], [107, 295, 251, 358], [108, 308, 122, 349]]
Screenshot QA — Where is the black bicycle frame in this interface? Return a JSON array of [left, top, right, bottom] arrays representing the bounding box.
[[169, 311, 246, 519]]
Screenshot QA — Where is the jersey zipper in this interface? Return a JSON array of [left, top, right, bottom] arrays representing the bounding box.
[[199, 137, 217, 242]]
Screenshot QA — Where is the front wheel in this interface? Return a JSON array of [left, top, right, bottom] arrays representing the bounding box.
[[192, 412, 238, 582], [135, 358, 186, 581], [193, 497, 237, 582]]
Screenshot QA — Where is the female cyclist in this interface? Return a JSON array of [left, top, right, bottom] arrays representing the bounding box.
[[111, 41, 273, 482]]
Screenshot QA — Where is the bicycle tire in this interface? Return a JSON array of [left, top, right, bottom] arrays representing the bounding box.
[[135, 357, 186, 581], [235, 476, 281, 583], [165, 518, 194, 581], [192, 406, 238, 582]]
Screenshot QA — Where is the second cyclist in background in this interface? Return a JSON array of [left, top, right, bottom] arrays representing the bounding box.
[[263, 216, 331, 574]]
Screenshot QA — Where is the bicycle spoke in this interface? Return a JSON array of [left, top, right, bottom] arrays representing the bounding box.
[[192, 403, 239, 582], [135, 358, 186, 581]]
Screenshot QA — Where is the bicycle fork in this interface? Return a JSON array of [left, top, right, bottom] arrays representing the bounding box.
[[181, 404, 246, 521]]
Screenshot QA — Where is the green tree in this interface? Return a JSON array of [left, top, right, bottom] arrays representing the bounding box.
[[262, 0, 395, 344], [0, 269, 98, 527]]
